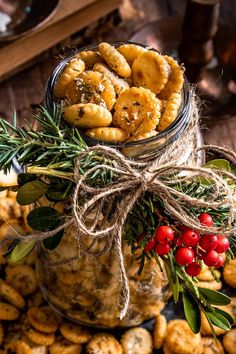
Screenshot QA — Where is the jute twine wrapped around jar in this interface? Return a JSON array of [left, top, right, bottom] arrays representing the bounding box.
[[1, 94, 236, 319]]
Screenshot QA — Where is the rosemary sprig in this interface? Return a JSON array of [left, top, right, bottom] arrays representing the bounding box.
[[0, 106, 115, 186]]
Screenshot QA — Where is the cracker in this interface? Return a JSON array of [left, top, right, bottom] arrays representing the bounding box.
[[99, 42, 131, 77], [113, 87, 161, 136], [85, 127, 128, 143], [63, 103, 112, 129], [54, 58, 85, 97], [159, 55, 184, 100], [60, 322, 92, 344], [118, 43, 147, 65], [121, 327, 153, 354], [132, 51, 169, 94]]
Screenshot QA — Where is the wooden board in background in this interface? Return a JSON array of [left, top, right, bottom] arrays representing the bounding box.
[[0, 0, 121, 81]]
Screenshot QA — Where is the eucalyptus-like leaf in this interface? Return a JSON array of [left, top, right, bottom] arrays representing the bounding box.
[[17, 181, 48, 205], [8, 240, 36, 263], [27, 206, 63, 250], [46, 183, 71, 202], [17, 173, 37, 186], [206, 311, 231, 331], [199, 288, 231, 305], [213, 307, 234, 326], [182, 291, 201, 333], [27, 207, 62, 232], [43, 229, 64, 250], [204, 159, 231, 172], [172, 279, 180, 303]]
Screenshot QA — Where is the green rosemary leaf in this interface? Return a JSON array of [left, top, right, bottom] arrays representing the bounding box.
[[17, 181, 48, 205], [18, 145, 34, 162], [0, 118, 18, 133], [182, 290, 201, 333], [8, 240, 36, 263], [18, 127, 30, 140], [12, 110, 17, 129], [198, 288, 231, 306]]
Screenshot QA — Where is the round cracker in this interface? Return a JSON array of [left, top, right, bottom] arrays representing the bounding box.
[[132, 51, 170, 94]]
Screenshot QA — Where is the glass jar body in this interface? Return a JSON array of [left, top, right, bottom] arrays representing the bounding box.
[[38, 41, 204, 328], [37, 226, 170, 328]]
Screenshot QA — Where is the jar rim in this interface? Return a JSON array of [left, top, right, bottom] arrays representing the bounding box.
[[44, 40, 191, 148]]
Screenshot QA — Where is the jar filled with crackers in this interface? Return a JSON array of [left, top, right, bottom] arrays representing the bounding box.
[[37, 41, 203, 328]]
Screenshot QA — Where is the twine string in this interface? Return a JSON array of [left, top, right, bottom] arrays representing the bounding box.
[[1, 97, 236, 319]]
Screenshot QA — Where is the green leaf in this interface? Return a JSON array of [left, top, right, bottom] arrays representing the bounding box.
[[43, 229, 64, 250], [0, 186, 7, 192], [214, 307, 234, 326], [46, 184, 71, 202], [17, 173, 37, 186], [17, 181, 48, 205], [199, 288, 231, 305], [206, 311, 231, 331], [204, 159, 231, 172], [8, 240, 36, 263], [172, 279, 180, 303], [182, 291, 201, 333], [151, 249, 163, 272], [27, 207, 62, 232], [46, 190, 69, 201]]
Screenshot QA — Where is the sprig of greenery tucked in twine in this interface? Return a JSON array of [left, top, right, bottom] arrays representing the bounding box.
[[0, 105, 236, 334]]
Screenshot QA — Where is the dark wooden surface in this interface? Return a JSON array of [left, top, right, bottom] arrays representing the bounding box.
[[0, 0, 235, 150]]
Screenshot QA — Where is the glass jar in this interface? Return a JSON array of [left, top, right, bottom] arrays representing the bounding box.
[[38, 41, 203, 328]]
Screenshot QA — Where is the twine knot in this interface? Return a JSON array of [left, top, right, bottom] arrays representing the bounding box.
[[139, 170, 152, 191]]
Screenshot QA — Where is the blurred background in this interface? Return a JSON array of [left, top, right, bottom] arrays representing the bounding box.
[[0, 0, 235, 149]]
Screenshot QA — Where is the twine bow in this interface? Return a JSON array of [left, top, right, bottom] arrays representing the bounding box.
[[1, 143, 236, 319]]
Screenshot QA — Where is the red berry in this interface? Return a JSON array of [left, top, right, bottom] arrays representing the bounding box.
[[173, 236, 182, 247], [203, 250, 220, 267], [215, 235, 230, 253], [198, 213, 213, 227], [199, 234, 218, 251], [175, 247, 195, 266], [144, 239, 156, 252], [182, 229, 200, 247], [179, 225, 189, 232], [185, 262, 201, 277], [155, 226, 174, 244], [197, 248, 206, 260], [155, 243, 170, 256], [213, 254, 224, 268]]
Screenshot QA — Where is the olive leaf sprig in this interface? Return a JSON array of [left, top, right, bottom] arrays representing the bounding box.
[[123, 187, 235, 336]]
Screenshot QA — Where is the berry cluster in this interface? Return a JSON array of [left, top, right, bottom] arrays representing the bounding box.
[[144, 213, 230, 277]]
